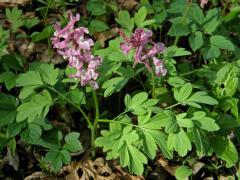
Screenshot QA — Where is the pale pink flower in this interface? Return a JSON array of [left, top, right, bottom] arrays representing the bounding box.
[[120, 28, 152, 64], [153, 57, 167, 77], [51, 12, 102, 89], [200, 0, 208, 8], [120, 28, 167, 77]]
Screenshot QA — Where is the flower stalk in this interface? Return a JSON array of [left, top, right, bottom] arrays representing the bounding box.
[[91, 89, 99, 158], [47, 86, 93, 129]]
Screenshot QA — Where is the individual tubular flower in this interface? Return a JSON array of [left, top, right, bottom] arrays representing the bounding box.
[[153, 57, 167, 77], [120, 28, 152, 63], [120, 28, 167, 77], [200, 0, 208, 8], [51, 12, 102, 89]]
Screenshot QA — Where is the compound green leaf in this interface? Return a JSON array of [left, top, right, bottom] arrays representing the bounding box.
[[164, 46, 191, 58], [134, 6, 148, 27], [86, 0, 106, 16], [115, 11, 134, 32], [128, 145, 147, 175], [38, 129, 62, 150], [5, 7, 23, 32], [7, 121, 26, 138], [150, 130, 173, 159], [211, 137, 238, 168], [185, 91, 218, 108], [217, 114, 240, 129], [167, 128, 192, 157], [191, 111, 219, 132], [189, 31, 203, 51], [192, 128, 210, 156], [68, 88, 86, 105], [203, 8, 221, 34], [16, 71, 43, 87], [20, 123, 42, 144], [44, 149, 71, 172], [0, 93, 18, 127], [102, 77, 129, 97], [95, 124, 147, 175], [203, 46, 221, 60], [89, 20, 109, 33], [0, 71, 17, 90], [174, 83, 192, 103], [189, 4, 204, 24], [125, 92, 158, 115], [39, 63, 59, 86], [63, 132, 83, 153], [176, 113, 194, 128], [140, 130, 157, 159], [168, 22, 190, 36], [16, 90, 52, 123], [210, 35, 234, 51]]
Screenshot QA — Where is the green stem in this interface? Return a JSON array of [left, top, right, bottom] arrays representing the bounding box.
[[91, 90, 99, 158], [151, 71, 156, 99], [98, 119, 139, 128], [134, 77, 146, 92], [180, 69, 200, 76], [112, 110, 131, 121], [164, 103, 180, 110], [173, 36, 180, 46], [47, 86, 92, 129], [221, 1, 229, 17], [173, 1, 192, 46], [98, 119, 150, 132]]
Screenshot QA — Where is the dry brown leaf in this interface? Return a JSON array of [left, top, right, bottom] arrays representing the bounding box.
[[204, 177, 214, 180], [24, 156, 146, 180], [219, 175, 235, 180], [192, 162, 205, 175], [0, 0, 31, 7], [24, 172, 50, 180], [64, 157, 117, 180], [157, 155, 178, 176], [5, 147, 19, 171], [117, 0, 138, 10], [114, 166, 144, 180], [17, 41, 66, 65]]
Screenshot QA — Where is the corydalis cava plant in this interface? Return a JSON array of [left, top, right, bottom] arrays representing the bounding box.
[[51, 12, 102, 89], [120, 28, 167, 77]]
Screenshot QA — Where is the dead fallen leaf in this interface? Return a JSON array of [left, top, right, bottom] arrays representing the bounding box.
[[17, 41, 66, 65], [66, 157, 117, 180], [5, 147, 19, 171], [192, 162, 205, 175], [117, 0, 138, 10], [114, 166, 144, 180], [157, 155, 178, 176], [0, 0, 31, 7], [24, 172, 50, 180]]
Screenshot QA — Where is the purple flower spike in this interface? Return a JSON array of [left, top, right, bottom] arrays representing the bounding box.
[[51, 12, 102, 89], [120, 28, 167, 77]]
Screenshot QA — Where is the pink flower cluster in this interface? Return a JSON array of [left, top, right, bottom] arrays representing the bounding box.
[[120, 28, 167, 77], [51, 12, 102, 89]]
